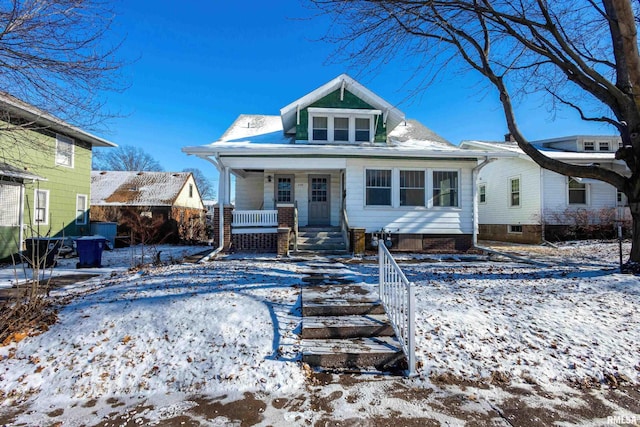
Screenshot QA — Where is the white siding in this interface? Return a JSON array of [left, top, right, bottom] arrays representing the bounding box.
[[235, 172, 264, 210], [542, 169, 619, 224], [345, 158, 475, 234], [477, 158, 541, 225], [263, 170, 341, 226], [174, 176, 204, 209]]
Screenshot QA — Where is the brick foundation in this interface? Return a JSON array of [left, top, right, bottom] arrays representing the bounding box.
[[478, 224, 542, 244], [364, 233, 474, 253], [232, 233, 277, 252], [277, 206, 295, 229]]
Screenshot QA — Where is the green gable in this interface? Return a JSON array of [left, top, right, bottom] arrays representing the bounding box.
[[295, 89, 387, 142]]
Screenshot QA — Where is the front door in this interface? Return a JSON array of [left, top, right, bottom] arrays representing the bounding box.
[[308, 175, 330, 226]]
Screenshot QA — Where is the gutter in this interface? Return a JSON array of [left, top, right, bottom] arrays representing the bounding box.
[[195, 154, 226, 262]]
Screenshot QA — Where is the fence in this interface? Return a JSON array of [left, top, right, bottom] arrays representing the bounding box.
[[378, 242, 416, 376]]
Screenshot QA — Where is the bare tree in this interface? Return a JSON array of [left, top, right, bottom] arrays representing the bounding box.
[[183, 167, 216, 200], [0, 0, 125, 172], [309, 0, 640, 267], [0, 0, 124, 128], [93, 145, 163, 171]]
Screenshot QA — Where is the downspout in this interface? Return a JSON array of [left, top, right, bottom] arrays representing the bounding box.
[[472, 157, 496, 247], [197, 154, 226, 262], [18, 182, 25, 253], [539, 166, 546, 243]]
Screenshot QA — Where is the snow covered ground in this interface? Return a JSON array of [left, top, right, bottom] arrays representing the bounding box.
[[0, 241, 638, 426]]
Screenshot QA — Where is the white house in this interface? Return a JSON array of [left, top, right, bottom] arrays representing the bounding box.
[[460, 136, 631, 243], [183, 74, 512, 254]]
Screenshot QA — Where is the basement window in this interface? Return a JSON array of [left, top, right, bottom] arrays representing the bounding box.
[[508, 225, 523, 233]]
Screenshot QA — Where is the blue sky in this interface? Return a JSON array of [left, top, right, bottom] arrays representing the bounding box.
[[98, 1, 614, 182]]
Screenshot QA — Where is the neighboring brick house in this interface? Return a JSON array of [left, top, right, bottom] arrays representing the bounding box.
[[0, 92, 116, 262], [183, 74, 512, 254], [90, 171, 206, 244]]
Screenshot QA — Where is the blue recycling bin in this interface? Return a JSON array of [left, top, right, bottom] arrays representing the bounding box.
[[76, 236, 106, 268]]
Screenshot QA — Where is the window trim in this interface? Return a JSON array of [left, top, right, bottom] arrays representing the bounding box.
[[33, 189, 50, 225], [478, 183, 486, 204], [509, 176, 521, 208], [275, 174, 295, 204], [76, 194, 88, 225], [431, 169, 460, 208], [307, 108, 379, 144], [365, 168, 392, 207], [399, 169, 426, 207], [55, 134, 75, 168], [583, 141, 595, 151], [568, 177, 589, 205], [598, 141, 610, 151]]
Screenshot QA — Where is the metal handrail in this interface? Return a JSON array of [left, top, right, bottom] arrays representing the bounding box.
[[378, 242, 416, 376], [293, 203, 298, 252], [340, 206, 350, 252]]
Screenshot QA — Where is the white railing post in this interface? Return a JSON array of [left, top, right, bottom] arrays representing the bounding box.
[[378, 242, 417, 377]]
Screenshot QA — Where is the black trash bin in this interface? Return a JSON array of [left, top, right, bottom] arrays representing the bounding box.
[[76, 236, 107, 268], [24, 237, 63, 268]]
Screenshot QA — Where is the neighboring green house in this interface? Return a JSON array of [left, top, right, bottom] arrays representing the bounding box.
[[0, 92, 116, 262]]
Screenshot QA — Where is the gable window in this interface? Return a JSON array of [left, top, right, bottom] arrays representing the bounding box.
[[334, 117, 349, 141], [479, 184, 486, 204], [432, 171, 459, 207], [599, 141, 610, 151], [76, 194, 88, 225], [276, 175, 294, 203], [568, 178, 587, 204], [366, 169, 391, 206], [34, 189, 49, 224], [312, 116, 328, 141], [400, 170, 425, 206], [55, 134, 74, 167], [355, 118, 371, 142], [509, 177, 520, 207], [583, 141, 595, 151], [189, 184, 194, 198]]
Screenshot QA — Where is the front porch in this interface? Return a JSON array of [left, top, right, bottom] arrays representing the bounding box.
[[212, 168, 351, 254]]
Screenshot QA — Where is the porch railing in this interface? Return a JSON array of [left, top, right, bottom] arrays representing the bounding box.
[[232, 210, 278, 227], [378, 242, 416, 376]]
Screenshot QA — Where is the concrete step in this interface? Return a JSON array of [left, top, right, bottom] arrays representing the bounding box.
[[302, 336, 406, 371], [302, 314, 395, 339], [303, 300, 385, 317], [302, 283, 384, 316]]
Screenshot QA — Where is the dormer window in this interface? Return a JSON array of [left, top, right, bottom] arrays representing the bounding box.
[[599, 141, 610, 151], [307, 107, 379, 144], [583, 141, 595, 151], [334, 117, 349, 141], [355, 118, 370, 142], [312, 117, 328, 141]]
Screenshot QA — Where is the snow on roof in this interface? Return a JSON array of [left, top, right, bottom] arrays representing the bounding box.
[[0, 162, 45, 181], [0, 91, 117, 148], [91, 171, 191, 206], [279, 74, 405, 134], [460, 139, 619, 161], [218, 114, 292, 144], [388, 119, 454, 149]]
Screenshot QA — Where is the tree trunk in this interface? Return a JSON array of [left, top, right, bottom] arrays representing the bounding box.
[[628, 201, 640, 266]]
